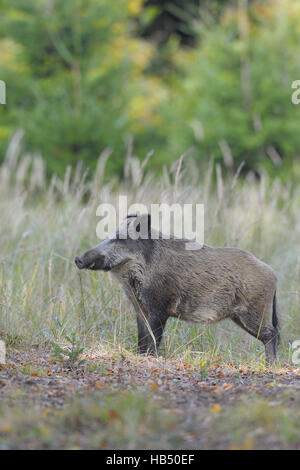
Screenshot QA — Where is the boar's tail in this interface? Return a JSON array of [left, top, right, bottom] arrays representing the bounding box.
[[272, 290, 280, 343]]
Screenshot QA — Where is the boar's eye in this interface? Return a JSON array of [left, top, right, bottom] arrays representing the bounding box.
[[114, 232, 126, 242], [114, 237, 138, 251], [114, 237, 126, 243]]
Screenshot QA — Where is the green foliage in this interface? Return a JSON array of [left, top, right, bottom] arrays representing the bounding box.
[[0, 0, 164, 176], [1, 0, 300, 178], [158, 0, 300, 177], [50, 318, 85, 369]]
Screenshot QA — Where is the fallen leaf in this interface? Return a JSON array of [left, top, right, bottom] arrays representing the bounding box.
[[223, 383, 235, 390], [210, 404, 222, 413], [167, 423, 176, 430], [95, 381, 105, 389], [108, 409, 121, 421], [149, 383, 158, 390], [229, 438, 254, 450]]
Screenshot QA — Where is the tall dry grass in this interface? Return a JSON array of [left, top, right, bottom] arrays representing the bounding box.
[[0, 131, 299, 366]]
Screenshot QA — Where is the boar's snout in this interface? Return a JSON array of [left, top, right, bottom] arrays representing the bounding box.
[[74, 256, 85, 269], [75, 247, 107, 271]]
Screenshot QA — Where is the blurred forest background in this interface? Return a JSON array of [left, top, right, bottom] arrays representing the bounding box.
[[0, 0, 300, 180]]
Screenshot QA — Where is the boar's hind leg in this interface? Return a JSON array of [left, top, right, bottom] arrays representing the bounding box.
[[264, 335, 279, 366], [231, 307, 278, 365], [136, 313, 168, 356]]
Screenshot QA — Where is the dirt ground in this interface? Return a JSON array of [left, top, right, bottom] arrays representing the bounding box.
[[0, 345, 299, 450]]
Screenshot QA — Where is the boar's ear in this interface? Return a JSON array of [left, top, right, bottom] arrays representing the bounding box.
[[133, 213, 151, 239]]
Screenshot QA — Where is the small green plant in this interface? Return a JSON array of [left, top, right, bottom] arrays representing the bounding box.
[[50, 333, 85, 369], [86, 363, 107, 375], [6, 333, 24, 347], [50, 320, 85, 369], [21, 364, 48, 376]]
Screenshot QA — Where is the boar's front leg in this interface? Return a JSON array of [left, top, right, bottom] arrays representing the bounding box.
[[136, 313, 149, 354], [136, 312, 168, 356]]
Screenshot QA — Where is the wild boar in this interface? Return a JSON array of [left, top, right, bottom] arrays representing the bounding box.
[[75, 214, 279, 364]]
